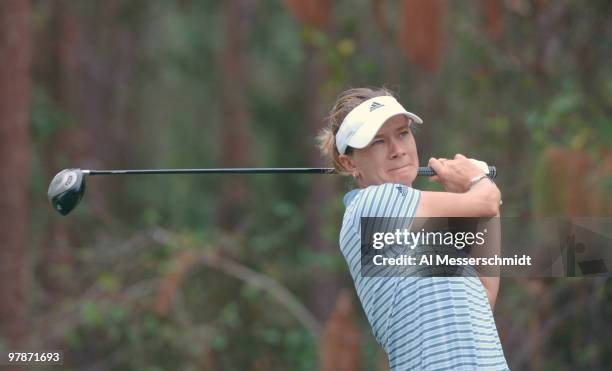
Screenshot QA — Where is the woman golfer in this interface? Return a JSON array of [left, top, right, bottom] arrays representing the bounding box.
[[317, 87, 508, 370]]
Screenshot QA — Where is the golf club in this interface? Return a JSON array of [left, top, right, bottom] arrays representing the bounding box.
[[48, 166, 497, 216]]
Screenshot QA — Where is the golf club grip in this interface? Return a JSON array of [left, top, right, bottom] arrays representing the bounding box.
[[86, 166, 496, 178], [419, 166, 497, 178]]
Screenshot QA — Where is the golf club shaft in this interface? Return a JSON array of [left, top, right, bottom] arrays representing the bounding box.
[[84, 167, 497, 178]]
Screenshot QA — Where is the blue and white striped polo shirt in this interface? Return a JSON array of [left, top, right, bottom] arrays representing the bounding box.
[[339, 183, 509, 370]]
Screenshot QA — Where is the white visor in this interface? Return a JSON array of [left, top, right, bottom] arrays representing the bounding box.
[[335, 96, 423, 155]]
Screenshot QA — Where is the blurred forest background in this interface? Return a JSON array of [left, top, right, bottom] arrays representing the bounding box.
[[1, 0, 611, 370]]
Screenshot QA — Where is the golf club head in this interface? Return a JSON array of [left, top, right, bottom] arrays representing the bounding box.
[[48, 169, 86, 216]]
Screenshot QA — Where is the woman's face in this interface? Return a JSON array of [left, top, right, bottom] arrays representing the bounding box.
[[340, 115, 419, 187]]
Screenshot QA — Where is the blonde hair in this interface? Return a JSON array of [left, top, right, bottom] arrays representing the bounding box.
[[316, 87, 397, 175]]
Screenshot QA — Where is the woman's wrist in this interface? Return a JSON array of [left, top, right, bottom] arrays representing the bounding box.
[[467, 174, 488, 191], [466, 176, 501, 213]]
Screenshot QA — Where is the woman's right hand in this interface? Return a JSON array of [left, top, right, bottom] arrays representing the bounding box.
[[428, 154, 485, 193]]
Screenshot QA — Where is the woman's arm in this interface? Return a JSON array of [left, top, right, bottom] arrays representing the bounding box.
[[415, 155, 501, 218], [414, 154, 501, 309], [481, 276, 499, 309], [473, 213, 500, 310], [415, 180, 500, 218]]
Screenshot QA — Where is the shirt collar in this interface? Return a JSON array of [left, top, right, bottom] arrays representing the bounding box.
[[343, 189, 361, 207]]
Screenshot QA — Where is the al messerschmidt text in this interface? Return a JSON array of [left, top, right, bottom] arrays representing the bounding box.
[[373, 254, 532, 266]]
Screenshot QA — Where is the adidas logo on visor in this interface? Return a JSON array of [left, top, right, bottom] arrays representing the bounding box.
[[369, 102, 384, 112]]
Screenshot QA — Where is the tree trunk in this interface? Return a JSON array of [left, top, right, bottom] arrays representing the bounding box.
[[318, 290, 361, 371], [481, 0, 503, 41], [0, 0, 32, 348], [303, 39, 341, 321], [372, 0, 399, 84], [36, 0, 82, 301], [292, 8, 344, 325], [399, 0, 444, 72], [218, 0, 255, 231], [36, 0, 142, 301]]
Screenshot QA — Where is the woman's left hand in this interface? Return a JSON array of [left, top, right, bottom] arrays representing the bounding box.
[[428, 154, 484, 193]]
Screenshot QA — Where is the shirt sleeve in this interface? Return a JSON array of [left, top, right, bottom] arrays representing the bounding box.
[[348, 183, 421, 231], [341, 183, 421, 350]]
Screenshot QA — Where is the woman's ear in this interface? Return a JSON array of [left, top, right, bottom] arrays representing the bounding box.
[[338, 154, 358, 176]]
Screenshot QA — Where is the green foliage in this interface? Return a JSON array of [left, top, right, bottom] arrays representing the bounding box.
[[28, 0, 612, 370]]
